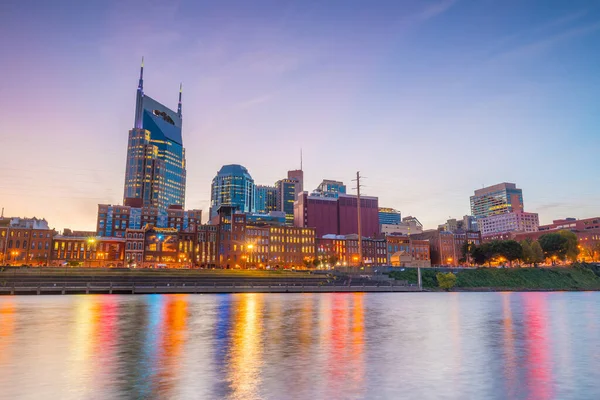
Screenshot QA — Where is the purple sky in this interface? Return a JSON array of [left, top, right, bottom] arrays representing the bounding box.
[[1, 0, 599, 231]]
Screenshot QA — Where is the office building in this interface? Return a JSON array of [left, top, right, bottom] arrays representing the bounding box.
[[209, 164, 255, 219], [381, 220, 423, 236], [538, 217, 600, 232], [123, 59, 186, 210], [312, 179, 346, 198], [276, 178, 297, 225], [412, 230, 457, 266], [255, 185, 277, 213], [295, 192, 379, 238], [470, 183, 524, 218], [386, 235, 431, 268], [287, 169, 304, 199], [379, 207, 401, 226], [478, 212, 539, 237]]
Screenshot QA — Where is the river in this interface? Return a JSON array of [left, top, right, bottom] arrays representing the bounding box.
[[1, 292, 599, 399]]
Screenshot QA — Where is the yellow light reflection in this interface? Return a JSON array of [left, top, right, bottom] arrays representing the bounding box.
[[228, 293, 264, 400], [0, 300, 16, 365]]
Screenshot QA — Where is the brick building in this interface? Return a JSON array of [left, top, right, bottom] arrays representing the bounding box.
[[51, 236, 125, 267]]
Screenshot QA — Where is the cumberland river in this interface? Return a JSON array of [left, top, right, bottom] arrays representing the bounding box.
[[1, 293, 600, 399]]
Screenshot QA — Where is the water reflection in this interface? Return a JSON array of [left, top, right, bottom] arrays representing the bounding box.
[[1, 292, 600, 399]]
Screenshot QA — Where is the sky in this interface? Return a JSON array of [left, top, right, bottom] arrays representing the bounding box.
[[1, 0, 599, 231]]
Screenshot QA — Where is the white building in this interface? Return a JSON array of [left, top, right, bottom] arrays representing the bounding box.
[[381, 221, 423, 236], [478, 212, 539, 236]]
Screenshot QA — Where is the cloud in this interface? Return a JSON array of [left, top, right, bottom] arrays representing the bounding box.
[[236, 93, 275, 109], [415, 0, 458, 22]]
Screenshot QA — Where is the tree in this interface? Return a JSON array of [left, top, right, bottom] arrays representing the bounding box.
[[520, 240, 535, 265], [436, 272, 457, 290], [538, 233, 568, 263], [328, 255, 339, 266], [497, 240, 522, 266], [460, 241, 475, 264], [559, 230, 579, 263], [303, 258, 313, 269], [470, 245, 488, 265], [531, 241, 545, 266], [312, 258, 321, 268]]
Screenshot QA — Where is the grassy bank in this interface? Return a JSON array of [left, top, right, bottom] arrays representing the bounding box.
[[388, 266, 600, 291]]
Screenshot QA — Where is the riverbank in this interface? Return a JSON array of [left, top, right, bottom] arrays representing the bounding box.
[[388, 265, 600, 291]]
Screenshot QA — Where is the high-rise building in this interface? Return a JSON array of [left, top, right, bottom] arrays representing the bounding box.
[[287, 170, 304, 199], [275, 179, 297, 225], [479, 212, 539, 237], [123, 59, 186, 210], [378, 207, 401, 226], [255, 185, 277, 214], [470, 183, 523, 218], [312, 179, 346, 198], [210, 164, 255, 219]]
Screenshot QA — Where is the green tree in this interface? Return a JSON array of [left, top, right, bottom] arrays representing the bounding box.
[[303, 258, 313, 269], [531, 241, 545, 266], [538, 233, 568, 263], [497, 240, 523, 266], [328, 255, 339, 266], [436, 272, 457, 290], [470, 244, 488, 265], [312, 258, 321, 268], [559, 230, 579, 263], [520, 240, 535, 265]]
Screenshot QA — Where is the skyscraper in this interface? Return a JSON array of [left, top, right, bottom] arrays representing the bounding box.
[[123, 59, 186, 210], [470, 183, 523, 218], [255, 185, 277, 214], [210, 164, 255, 219], [275, 178, 297, 226]]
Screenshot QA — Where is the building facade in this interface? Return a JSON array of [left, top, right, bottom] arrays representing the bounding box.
[[123, 60, 186, 210], [470, 183, 524, 218], [51, 236, 125, 267], [295, 192, 380, 238], [0, 226, 54, 266], [255, 185, 278, 214], [379, 208, 402, 226], [275, 178, 297, 225], [386, 235, 431, 267], [538, 217, 600, 232], [97, 204, 201, 238], [312, 179, 347, 198], [478, 212, 539, 237], [412, 230, 457, 266], [210, 164, 255, 220]]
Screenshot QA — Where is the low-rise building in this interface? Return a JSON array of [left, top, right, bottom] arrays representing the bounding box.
[[478, 211, 539, 236], [51, 236, 125, 267]]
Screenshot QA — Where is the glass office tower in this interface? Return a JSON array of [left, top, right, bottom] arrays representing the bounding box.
[[123, 59, 186, 210], [210, 164, 255, 219]]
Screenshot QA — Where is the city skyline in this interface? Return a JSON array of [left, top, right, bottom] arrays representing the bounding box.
[[2, 0, 600, 231]]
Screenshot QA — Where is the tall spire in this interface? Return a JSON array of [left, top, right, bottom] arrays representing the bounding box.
[[134, 57, 145, 129], [300, 148, 303, 171], [138, 56, 144, 90], [177, 83, 182, 117]]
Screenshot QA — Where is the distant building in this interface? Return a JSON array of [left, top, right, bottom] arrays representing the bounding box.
[[275, 178, 297, 225], [386, 235, 431, 268], [0, 217, 50, 230], [538, 217, 600, 232], [295, 192, 379, 238], [123, 60, 186, 210], [479, 212, 539, 237], [463, 215, 478, 232], [210, 164, 255, 219], [379, 207, 401, 226], [317, 234, 387, 266], [246, 211, 287, 226], [312, 179, 346, 198], [381, 221, 423, 236], [470, 183, 524, 218], [287, 169, 304, 199], [255, 185, 277, 213], [97, 204, 201, 237]]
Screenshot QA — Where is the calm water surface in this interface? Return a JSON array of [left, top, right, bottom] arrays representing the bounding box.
[[1, 292, 599, 399]]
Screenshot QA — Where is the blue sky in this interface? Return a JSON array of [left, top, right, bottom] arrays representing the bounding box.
[[0, 0, 599, 230]]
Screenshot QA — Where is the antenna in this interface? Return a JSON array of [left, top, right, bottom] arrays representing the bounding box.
[[300, 148, 303, 171]]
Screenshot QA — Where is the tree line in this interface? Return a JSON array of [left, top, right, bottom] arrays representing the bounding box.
[[462, 230, 591, 266]]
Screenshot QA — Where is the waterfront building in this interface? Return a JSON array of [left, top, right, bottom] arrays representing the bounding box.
[[295, 192, 379, 238], [478, 212, 539, 237], [123, 59, 186, 210], [379, 208, 402, 226], [470, 183, 524, 218], [316, 234, 387, 266], [255, 185, 277, 213], [197, 207, 315, 269], [210, 164, 255, 220], [412, 230, 457, 266], [96, 204, 201, 237], [386, 235, 431, 268], [51, 236, 125, 267], [0, 223, 54, 266], [312, 179, 346, 198], [124, 229, 145, 266], [275, 178, 297, 225]]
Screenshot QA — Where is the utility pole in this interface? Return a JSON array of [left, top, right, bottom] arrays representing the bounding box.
[[352, 171, 364, 267]]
